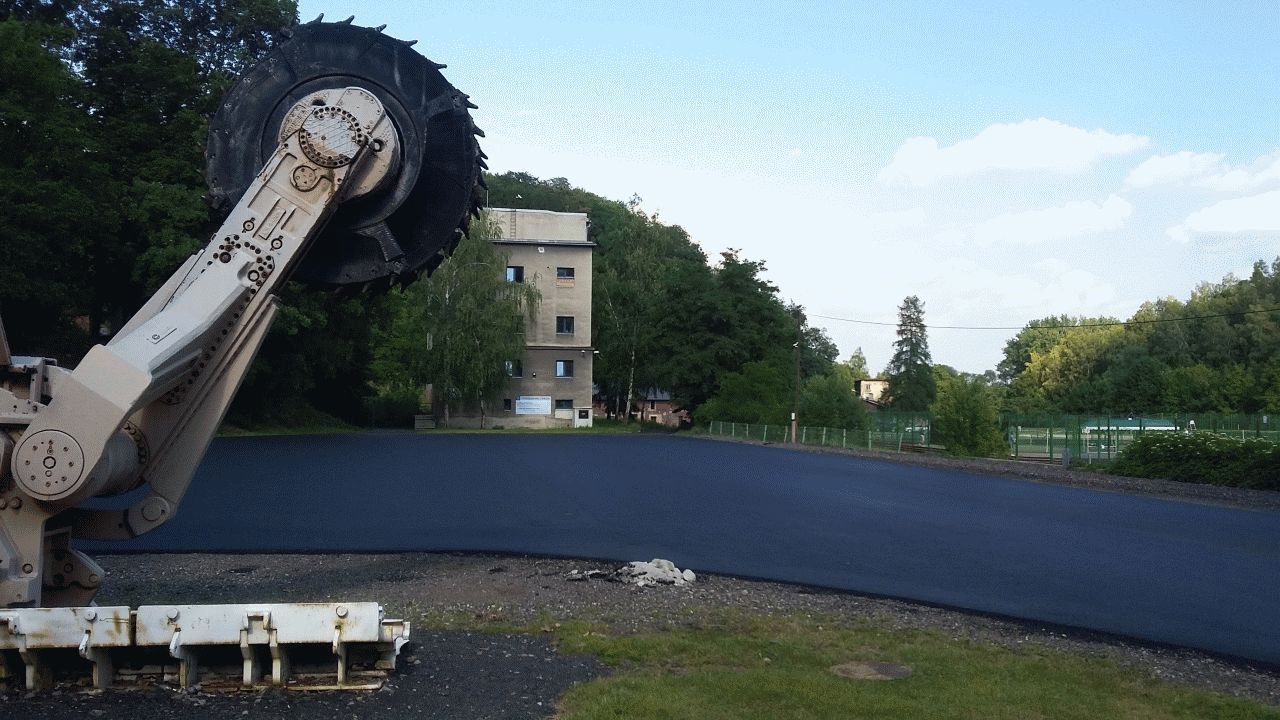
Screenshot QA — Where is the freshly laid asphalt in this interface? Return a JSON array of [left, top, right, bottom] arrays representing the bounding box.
[[85, 433, 1280, 665]]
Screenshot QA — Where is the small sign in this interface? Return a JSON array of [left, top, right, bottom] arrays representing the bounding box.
[[515, 396, 552, 415]]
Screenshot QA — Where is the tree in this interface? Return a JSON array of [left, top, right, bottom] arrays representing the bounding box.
[[886, 295, 935, 410], [0, 19, 111, 358], [800, 372, 868, 431], [692, 360, 790, 426], [370, 215, 540, 425], [931, 374, 1006, 457], [594, 207, 668, 422]]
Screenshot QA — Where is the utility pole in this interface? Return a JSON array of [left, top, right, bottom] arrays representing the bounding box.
[[791, 317, 801, 444]]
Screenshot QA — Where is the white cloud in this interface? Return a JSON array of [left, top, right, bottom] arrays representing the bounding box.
[[1125, 149, 1280, 192], [1124, 151, 1225, 188], [1197, 151, 1280, 192], [1166, 189, 1280, 242], [973, 195, 1133, 246], [878, 118, 1149, 186]]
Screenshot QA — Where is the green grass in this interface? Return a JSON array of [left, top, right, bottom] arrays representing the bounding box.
[[545, 614, 1277, 720]]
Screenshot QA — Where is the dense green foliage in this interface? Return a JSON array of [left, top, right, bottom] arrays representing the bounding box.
[[1002, 261, 1280, 414], [886, 295, 935, 411], [930, 371, 1006, 457], [1110, 433, 1280, 490]]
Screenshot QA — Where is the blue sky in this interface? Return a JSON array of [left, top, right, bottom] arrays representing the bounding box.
[[301, 1, 1280, 372]]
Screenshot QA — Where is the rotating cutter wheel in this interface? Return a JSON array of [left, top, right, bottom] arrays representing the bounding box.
[[206, 17, 487, 290]]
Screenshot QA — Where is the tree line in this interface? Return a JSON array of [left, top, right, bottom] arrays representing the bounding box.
[[0, 4, 865, 429], [999, 260, 1280, 415], [3, 3, 1276, 435]]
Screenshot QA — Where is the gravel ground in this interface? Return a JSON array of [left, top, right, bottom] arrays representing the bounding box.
[[702, 434, 1280, 511], [63, 552, 1280, 708]]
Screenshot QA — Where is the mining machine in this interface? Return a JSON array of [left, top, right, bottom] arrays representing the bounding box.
[[0, 16, 483, 691]]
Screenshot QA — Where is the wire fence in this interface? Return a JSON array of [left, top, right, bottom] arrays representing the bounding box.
[[708, 412, 1278, 463], [707, 417, 938, 454]]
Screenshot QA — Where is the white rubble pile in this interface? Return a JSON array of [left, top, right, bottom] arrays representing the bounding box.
[[617, 558, 696, 587]]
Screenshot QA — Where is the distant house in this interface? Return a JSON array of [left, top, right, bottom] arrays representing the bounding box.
[[635, 387, 688, 427], [855, 378, 888, 411]]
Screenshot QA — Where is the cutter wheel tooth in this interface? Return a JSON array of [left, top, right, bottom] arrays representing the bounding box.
[[478, 149, 489, 160], [477, 157, 488, 170], [472, 125, 486, 138], [404, 39, 418, 46], [339, 15, 355, 24], [464, 97, 479, 109], [477, 176, 489, 190], [309, 12, 323, 23], [373, 24, 387, 32]]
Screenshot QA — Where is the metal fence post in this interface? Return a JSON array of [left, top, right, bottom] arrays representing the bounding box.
[[822, 427, 827, 445], [843, 428, 847, 448]]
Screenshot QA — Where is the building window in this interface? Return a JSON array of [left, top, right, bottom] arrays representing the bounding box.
[[555, 360, 574, 378], [649, 399, 656, 410], [505, 266, 524, 283], [556, 266, 575, 287], [554, 399, 573, 410], [555, 316, 575, 335], [503, 398, 512, 411], [505, 359, 522, 377]]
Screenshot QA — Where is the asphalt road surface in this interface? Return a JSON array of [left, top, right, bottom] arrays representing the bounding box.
[[85, 433, 1280, 665]]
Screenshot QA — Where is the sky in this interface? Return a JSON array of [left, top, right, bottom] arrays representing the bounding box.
[[300, 0, 1280, 373]]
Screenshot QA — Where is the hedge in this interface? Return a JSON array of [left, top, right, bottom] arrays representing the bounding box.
[[1110, 432, 1280, 491]]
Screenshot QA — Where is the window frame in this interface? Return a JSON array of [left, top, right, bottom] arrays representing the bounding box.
[[555, 315, 575, 335], [555, 359, 574, 378]]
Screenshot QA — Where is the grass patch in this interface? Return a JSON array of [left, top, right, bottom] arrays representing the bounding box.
[[548, 614, 1277, 720], [218, 405, 360, 437]]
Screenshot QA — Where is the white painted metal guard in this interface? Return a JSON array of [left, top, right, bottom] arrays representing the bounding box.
[[0, 602, 409, 691]]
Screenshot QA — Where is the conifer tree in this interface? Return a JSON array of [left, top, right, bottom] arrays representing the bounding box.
[[886, 295, 936, 410]]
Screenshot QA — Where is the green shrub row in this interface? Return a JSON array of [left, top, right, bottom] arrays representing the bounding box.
[[1110, 432, 1280, 490]]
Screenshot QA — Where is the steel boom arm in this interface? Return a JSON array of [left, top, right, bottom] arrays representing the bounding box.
[[1, 88, 389, 607]]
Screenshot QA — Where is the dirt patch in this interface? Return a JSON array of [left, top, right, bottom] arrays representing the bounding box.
[[830, 661, 913, 681]]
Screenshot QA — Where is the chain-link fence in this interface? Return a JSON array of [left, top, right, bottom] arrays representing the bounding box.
[[708, 412, 1277, 463], [1002, 413, 1279, 463]]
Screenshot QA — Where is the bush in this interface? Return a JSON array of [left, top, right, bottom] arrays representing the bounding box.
[[930, 375, 1005, 457], [1110, 432, 1280, 490]]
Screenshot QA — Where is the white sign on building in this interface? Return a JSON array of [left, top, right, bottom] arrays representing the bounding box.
[[515, 396, 553, 415]]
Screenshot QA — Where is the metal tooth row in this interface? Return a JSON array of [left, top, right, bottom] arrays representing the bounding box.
[[294, 14, 423, 51]]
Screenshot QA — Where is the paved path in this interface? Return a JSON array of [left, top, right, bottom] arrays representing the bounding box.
[[85, 433, 1280, 664]]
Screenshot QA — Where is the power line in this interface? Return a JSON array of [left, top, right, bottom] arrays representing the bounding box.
[[811, 306, 1280, 332]]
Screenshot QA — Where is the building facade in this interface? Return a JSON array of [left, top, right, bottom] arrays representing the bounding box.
[[487, 208, 595, 428]]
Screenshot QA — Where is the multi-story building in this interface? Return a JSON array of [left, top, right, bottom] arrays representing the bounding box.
[[487, 208, 595, 428]]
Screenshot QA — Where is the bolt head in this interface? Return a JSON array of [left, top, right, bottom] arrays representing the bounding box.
[[335, 606, 348, 618], [85, 609, 97, 621], [167, 608, 179, 620]]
